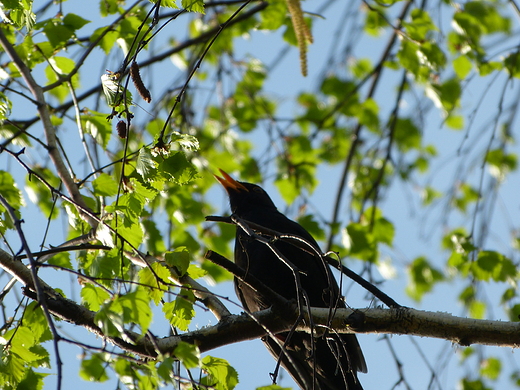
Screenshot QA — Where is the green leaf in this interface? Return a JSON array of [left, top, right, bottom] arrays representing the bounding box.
[[171, 132, 200, 151], [461, 378, 492, 390], [43, 19, 74, 49], [393, 118, 421, 152], [201, 260, 233, 283], [420, 41, 446, 71], [508, 304, 520, 322], [90, 27, 119, 54], [81, 111, 112, 149], [118, 287, 153, 333], [356, 98, 379, 132], [343, 223, 376, 262], [275, 178, 299, 204], [259, 0, 286, 30], [96, 288, 152, 336], [350, 58, 373, 79], [0, 92, 12, 123], [92, 173, 119, 197], [403, 9, 437, 41], [116, 221, 144, 248], [139, 262, 170, 305], [468, 300, 486, 319], [486, 149, 517, 179], [3, 0, 36, 30], [24, 167, 60, 220], [187, 263, 207, 279], [158, 152, 198, 184], [182, 0, 204, 13], [364, 8, 386, 36], [47, 251, 72, 268], [201, 356, 239, 390], [21, 302, 52, 345], [406, 256, 444, 301], [473, 251, 516, 282], [163, 289, 195, 331], [80, 353, 109, 382], [174, 341, 200, 369], [164, 247, 191, 276], [372, 217, 395, 246], [480, 357, 501, 380], [297, 214, 325, 241], [18, 369, 47, 390], [453, 56, 472, 79], [44, 56, 79, 103], [62, 13, 90, 31], [501, 287, 516, 304], [81, 284, 111, 311], [464, 2, 511, 35], [5, 327, 42, 363], [136, 147, 158, 180], [445, 114, 464, 130], [150, 0, 178, 8], [80, 248, 121, 285], [0, 170, 23, 210], [397, 40, 420, 76], [453, 183, 478, 212], [426, 78, 461, 114], [504, 51, 520, 78], [95, 300, 125, 337], [421, 186, 441, 206]]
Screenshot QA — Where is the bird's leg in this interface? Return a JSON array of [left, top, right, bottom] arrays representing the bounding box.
[[323, 326, 355, 386], [270, 290, 318, 390]]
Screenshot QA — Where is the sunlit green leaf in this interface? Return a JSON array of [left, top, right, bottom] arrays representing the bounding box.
[[480, 357, 501, 380], [163, 289, 195, 331], [164, 247, 190, 276], [139, 262, 170, 304], [174, 341, 200, 369], [406, 256, 444, 301], [453, 56, 472, 79], [201, 356, 239, 390], [80, 353, 110, 382], [92, 173, 119, 197], [81, 284, 111, 311]]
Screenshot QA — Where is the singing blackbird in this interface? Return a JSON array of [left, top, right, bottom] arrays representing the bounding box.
[[216, 170, 367, 390]]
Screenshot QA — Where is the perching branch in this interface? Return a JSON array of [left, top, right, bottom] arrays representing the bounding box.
[[2, 246, 518, 367]]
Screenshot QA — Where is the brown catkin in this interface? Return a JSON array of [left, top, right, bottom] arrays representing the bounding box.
[[116, 120, 128, 139], [130, 61, 152, 103]]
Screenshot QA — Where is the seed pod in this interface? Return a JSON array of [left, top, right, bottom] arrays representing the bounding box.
[[130, 61, 151, 103], [116, 120, 128, 139]]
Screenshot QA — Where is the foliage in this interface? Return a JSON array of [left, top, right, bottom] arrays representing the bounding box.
[[0, 0, 519, 389]]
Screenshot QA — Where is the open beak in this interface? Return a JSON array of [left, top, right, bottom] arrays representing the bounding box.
[[214, 169, 248, 192]]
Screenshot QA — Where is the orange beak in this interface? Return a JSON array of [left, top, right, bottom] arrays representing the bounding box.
[[214, 169, 248, 192]]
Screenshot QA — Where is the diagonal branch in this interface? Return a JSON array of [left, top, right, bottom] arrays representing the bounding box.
[[0, 28, 97, 227]]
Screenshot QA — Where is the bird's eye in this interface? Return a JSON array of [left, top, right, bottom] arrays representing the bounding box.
[[253, 187, 263, 194]]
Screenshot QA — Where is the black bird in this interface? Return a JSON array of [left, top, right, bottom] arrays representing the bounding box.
[[216, 170, 366, 390]]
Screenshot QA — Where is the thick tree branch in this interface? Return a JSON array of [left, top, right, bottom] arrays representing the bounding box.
[[2, 247, 518, 364]]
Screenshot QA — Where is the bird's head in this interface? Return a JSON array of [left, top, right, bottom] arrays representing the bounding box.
[[215, 169, 277, 215]]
